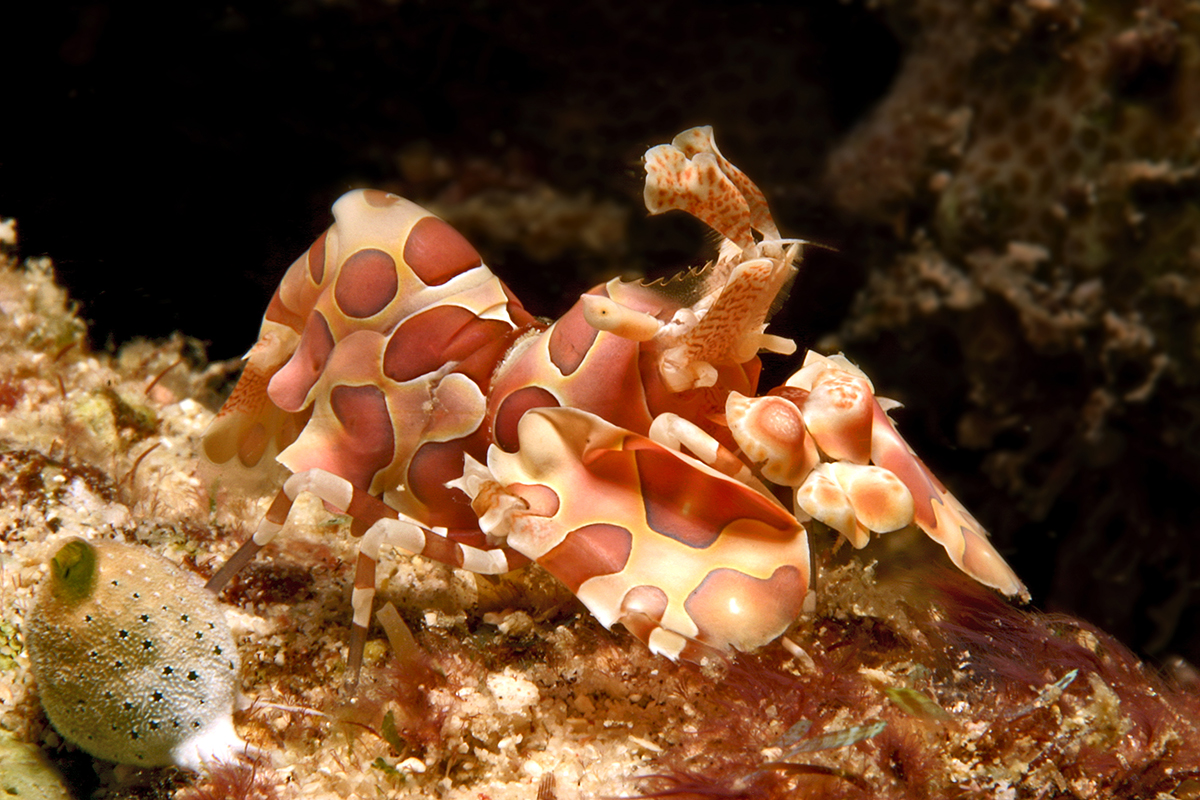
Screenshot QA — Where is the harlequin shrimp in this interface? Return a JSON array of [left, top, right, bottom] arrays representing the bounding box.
[[203, 127, 1027, 682]]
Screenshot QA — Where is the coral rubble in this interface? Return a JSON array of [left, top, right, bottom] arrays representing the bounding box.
[[0, 730, 72, 800]]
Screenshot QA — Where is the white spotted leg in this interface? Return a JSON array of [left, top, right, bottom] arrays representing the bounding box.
[[648, 413, 772, 496], [205, 489, 295, 595], [206, 468, 519, 687]]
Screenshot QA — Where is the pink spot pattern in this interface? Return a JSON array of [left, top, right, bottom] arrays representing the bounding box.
[[202, 130, 1026, 679]]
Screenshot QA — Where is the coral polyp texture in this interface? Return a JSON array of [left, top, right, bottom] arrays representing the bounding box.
[[25, 539, 246, 770]]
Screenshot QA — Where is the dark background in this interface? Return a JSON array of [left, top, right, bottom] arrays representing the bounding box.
[[2, 2, 894, 357], [4, 1, 1198, 670]]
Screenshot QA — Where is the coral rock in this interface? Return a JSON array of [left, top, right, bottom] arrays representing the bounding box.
[[0, 732, 72, 800]]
